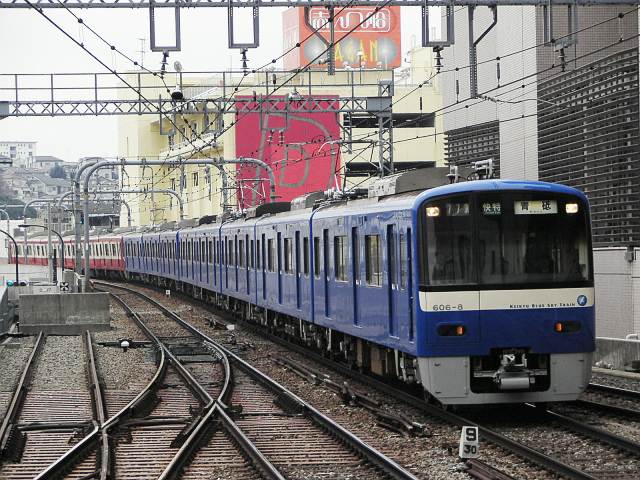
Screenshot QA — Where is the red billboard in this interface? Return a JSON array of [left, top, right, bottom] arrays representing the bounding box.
[[283, 6, 402, 70], [234, 96, 341, 209]]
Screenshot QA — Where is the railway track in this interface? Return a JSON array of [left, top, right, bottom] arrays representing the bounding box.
[[96, 281, 419, 479], [101, 279, 623, 480], [111, 280, 640, 478], [0, 332, 103, 479]]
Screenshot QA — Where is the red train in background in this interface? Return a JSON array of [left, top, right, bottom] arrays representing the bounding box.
[[8, 230, 126, 276]]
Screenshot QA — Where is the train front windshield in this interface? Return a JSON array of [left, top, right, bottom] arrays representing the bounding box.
[[421, 191, 592, 288]]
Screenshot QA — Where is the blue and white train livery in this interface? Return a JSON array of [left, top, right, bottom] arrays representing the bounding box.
[[67, 168, 595, 405]]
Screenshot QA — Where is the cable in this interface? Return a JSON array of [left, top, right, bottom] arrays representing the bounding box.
[[355, 5, 639, 137], [351, 30, 640, 147], [145, 0, 397, 200]]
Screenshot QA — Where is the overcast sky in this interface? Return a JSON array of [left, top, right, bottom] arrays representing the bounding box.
[[0, 7, 424, 162]]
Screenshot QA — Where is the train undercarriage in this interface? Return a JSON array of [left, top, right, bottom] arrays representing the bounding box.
[[93, 269, 592, 406]]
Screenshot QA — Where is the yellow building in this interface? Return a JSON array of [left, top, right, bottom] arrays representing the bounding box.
[[117, 46, 443, 227]]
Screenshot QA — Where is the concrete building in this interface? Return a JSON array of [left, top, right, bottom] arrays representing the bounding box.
[[33, 155, 65, 172], [0, 141, 36, 168], [117, 45, 444, 226], [1, 169, 71, 201], [440, 5, 640, 338]]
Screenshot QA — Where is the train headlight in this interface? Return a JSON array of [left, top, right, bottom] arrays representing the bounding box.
[[554, 321, 581, 333], [437, 324, 466, 336], [565, 203, 579, 214], [426, 206, 440, 217]]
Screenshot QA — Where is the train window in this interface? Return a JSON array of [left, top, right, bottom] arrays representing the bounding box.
[[387, 225, 397, 287], [334, 235, 347, 281], [267, 238, 275, 272], [399, 232, 407, 289], [239, 239, 245, 268], [250, 240, 255, 269], [303, 237, 309, 276], [477, 193, 591, 285], [313, 237, 320, 278], [209, 240, 213, 263], [283, 238, 293, 274], [229, 238, 235, 266], [282, 238, 294, 274], [423, 196, 474, 286], [365, 235, 382, 286]]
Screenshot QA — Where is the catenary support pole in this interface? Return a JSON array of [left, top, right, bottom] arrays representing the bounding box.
[[78, 157, 276, 289], [0, 229, 19, 284], [22, 199, 59, 267], [94, 189, 184, 221]]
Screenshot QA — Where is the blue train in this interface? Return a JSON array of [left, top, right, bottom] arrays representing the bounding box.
[[109, 168, 594, 405]]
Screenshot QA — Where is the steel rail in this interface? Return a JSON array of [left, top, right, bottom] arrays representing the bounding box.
[[464, 458, 517, 480], [144, 283, 599, 480], [34, 323, 168, 479], [104, 288, 285, 480], [94, 280, 421, 480], [573, 399, 640, 419], [0, 331, 45, 463], [84, 331, 110, 480], [536, 405, 640, 456], [588, 382, 640, 400]]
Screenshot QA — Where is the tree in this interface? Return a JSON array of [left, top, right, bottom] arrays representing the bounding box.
[[49, 164, 67, 179]]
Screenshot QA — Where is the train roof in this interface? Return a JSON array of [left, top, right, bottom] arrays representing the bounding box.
[[414, 179, 590, 204]]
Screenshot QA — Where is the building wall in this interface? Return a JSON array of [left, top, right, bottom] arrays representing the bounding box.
[[594, 248, 640, 338], [441, 6, 539, 180], [0, 141, 36, 168], [117, 54, 444, 227]]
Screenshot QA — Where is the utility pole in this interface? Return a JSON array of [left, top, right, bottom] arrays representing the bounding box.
[[47, 202, 53, 282]]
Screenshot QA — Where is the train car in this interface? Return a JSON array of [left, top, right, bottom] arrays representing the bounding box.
[[117, 169, 594, 405]]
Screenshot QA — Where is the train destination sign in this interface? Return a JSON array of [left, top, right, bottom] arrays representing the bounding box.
[[514, 199, 558, 215]]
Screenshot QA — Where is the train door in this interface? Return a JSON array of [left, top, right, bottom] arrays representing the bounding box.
[[295, 231, 301, 310], [387, 224, 399, 337], [352, 225, 362, 326], [261, 234, 266, 301], [277, 232, 282, 305], [245, 234, 250, 295]]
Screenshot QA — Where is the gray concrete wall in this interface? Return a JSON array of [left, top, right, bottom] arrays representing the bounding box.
[[441, 6, 539, 180], [595, 337, 640, 370], [0, 286, 12, 333], [7, 284, 59, 303], [593, 247, 639, 339], [19, 292, 111, 335]]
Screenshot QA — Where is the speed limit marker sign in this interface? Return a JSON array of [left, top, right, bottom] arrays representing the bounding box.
[[459, 426, 479, 458]]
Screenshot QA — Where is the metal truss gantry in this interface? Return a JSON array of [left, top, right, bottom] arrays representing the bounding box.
[[1, 69, 396, 176], [0, 0, 633, 7]]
